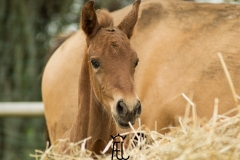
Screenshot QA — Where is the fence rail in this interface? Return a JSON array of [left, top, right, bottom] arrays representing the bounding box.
[[0, 102, 44, 117]]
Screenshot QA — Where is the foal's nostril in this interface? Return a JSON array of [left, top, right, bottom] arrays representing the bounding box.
[[135, 101, 142, 117], [116, 100, 125, 115]]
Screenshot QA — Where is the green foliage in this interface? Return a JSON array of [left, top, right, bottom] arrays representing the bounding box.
[[0, 0, 77, 159], [0, 0, 78, 101], [0, 117, 45, 160]]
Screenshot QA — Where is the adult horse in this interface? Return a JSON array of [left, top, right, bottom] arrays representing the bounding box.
[[42, 0, 240, 153]]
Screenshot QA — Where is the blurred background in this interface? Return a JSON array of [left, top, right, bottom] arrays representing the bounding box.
[[0, 0, 239, 159]]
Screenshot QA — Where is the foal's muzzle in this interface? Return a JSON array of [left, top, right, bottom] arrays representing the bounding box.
[[113, 99, 142, 128]]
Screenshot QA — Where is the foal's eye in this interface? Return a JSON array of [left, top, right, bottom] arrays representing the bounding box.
[[90, 60, 100, 69], [134, 60, 139, 68]]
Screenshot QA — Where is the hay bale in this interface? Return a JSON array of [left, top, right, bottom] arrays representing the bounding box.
[[32, 108, 240, 160]]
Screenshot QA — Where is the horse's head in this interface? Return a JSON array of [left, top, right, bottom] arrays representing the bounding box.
[[81, 0, 141, 129]]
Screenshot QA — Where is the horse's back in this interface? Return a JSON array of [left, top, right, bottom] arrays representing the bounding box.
[[42, 0, 240, 142]]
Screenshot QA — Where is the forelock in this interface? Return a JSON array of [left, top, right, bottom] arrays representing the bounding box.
[[96, 9, 113, 28]]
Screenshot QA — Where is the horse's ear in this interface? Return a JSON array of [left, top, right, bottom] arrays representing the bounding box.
[[118, 0, 141, 39], [81, 0, 100, 37]]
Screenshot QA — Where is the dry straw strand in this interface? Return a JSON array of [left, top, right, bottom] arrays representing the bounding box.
[[218, 52, 238, 105], [182, 93, 198, 126]]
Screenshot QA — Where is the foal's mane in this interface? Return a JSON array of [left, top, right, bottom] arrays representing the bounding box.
[[48, 32, 76, 57], [49, 9, 113, 57], [95, 9, 113, 28]]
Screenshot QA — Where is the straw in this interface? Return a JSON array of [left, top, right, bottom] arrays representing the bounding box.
[[32, 112, 240, 160], [218, 52, 238, 105]]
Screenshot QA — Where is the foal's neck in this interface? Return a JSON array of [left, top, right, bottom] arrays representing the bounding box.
[[69, 52, 117, 153]]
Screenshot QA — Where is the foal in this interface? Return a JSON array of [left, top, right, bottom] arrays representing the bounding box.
[[62, 0, 141, 153]]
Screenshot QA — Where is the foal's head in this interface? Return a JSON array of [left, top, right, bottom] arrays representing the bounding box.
[[81, 0, 141, 128]]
